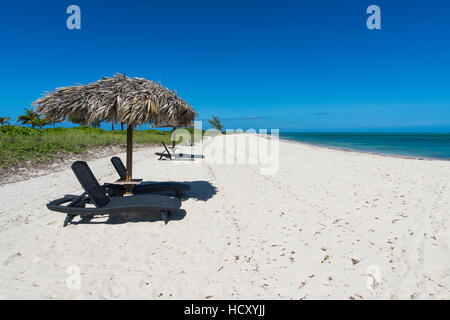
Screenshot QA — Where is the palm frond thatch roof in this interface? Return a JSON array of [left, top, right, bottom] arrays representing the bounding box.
[[32, 74, 196, 126]]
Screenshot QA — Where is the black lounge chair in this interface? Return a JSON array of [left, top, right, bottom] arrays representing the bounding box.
[[155, 141, 204, 161], [107, 157, 190, 198], [47, 161, 181, 227]]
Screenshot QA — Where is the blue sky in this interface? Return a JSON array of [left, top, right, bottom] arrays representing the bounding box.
[[0, 0, 449, 131]]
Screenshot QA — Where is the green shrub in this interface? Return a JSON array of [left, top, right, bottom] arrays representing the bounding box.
[[0, 126, 172, 169], [0, 125, 42, 136]]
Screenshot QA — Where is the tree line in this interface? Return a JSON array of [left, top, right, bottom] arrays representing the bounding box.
[[0, 108, 113, 129], [1, 108, 225, 133]]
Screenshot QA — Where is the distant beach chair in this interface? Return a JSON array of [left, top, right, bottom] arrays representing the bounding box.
[[155, 141, 204, 161], [107, 156, 190, 198], [46, 161, 181, 227]]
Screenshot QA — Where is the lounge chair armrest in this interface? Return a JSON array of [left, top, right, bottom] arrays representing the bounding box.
[[47, 193, 88, 208], [48, 196, 78, 207], [47, 194, 98, 214]]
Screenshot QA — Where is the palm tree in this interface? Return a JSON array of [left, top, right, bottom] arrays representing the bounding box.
[[68, 114, 87, 126], [0, 117, 11, 126], [17, 108, 39, 128], [208, 116, 224, 133], [30, 117, 49, 129], [90, 120, 101, 128], [47, 118, 63, 128]]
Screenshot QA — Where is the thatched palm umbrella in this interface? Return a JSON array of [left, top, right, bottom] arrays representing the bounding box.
[[33, 74, 196, 186]]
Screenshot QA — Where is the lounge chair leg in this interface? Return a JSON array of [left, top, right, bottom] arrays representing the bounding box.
[[160, 210, 169, 225], [80, 214, 93, 221], [63, 214, 75, 227]]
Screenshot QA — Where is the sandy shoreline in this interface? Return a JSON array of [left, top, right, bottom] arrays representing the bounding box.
[[3, 135, 447, 186], [0, 134, 448, 299]]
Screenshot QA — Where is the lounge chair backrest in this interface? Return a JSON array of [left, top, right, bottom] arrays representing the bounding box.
[[71, 161, 110, 208], [111, 157, 127, 180], [161, 141, 172, 157]]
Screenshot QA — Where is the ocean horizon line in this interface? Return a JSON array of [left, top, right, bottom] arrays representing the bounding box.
[[277, 132, 450, 160]]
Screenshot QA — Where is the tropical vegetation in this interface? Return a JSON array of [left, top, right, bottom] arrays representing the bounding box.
[[208, 115, 224, 132], [0, 125, 173, 169], [0, 117, 10, 126], [2, 74, 201, 171], [17, 108, 41, 128]]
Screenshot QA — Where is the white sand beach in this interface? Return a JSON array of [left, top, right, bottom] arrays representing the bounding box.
[[0, 134, 448, 300]]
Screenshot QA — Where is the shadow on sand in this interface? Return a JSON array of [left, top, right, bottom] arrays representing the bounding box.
[[72, 209, 187, 226], [138, 180, 218, 201], [182, 180, 218, 201]]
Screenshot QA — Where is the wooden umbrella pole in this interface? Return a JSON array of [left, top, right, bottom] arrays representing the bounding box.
[[126, 123, 133, 181]]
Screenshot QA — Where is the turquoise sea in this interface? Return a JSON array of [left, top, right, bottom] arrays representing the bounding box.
[[279, 133, 450, 160]]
